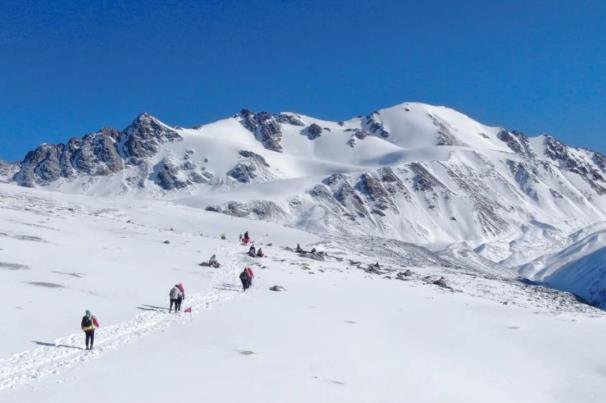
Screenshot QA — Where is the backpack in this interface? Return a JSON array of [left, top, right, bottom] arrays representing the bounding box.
[[82, 315, 93, 329], [169, 287, 180, 299]]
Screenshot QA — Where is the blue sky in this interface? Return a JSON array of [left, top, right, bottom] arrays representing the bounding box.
[[1, 0, 605, 161]]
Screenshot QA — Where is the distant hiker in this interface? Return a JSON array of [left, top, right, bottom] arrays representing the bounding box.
[[239, 267, 254, 291], [295, 243, 303, 253], [256, 248, 264, 258], [81, 310, 100, 350], [248, 245, 256, 257], [242, 231, 250, 244], [169, 284, 183, 313], [176, 283, 185, 312]]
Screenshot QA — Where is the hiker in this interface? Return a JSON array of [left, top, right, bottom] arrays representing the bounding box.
[[239, 267, 254, 291], [169, 284, 183, 313], [242, 231, 250, 244], [209, 254, 220, 268], [176, 283, 185, 312], [248, 245, 256, 257], [295, 243, 303, 253], [256, 248, 264, 258], [81, 310, 100, 350]]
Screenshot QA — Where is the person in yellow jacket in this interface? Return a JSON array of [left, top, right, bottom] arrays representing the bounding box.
[[81, 309, 100, 350]]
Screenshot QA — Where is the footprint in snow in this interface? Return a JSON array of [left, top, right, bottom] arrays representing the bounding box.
[[506, 326, 521, 330], [238, 350, 255, 356]]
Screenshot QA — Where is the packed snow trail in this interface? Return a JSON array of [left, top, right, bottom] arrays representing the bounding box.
[[0, 245, 244, 391]]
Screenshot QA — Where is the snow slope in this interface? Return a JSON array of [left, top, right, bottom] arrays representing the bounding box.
[[1, 183, 605, 403], [520, 224, 606, 306]]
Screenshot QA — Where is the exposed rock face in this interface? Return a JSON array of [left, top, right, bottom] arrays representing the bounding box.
[[67, 129, 124, 176], [153, 159, 190, 190], [238, 109, 283, 152], [13, 114, 181, 187], [507, 160, 539, 201], [227, 150, 272, 183], [14, 144, 63, 186], [497, 130, 535, 158], [276, 113, 305, 126], [363, 112, 389, 138], [543, 136, 606, 193], [0, 160, 18, 183], [303, 123, 323, 140], [120, 113, 182, 160], [205, 200, 287, 221]]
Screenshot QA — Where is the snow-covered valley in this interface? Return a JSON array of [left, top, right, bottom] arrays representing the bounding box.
[[1, 101, 606, 402]]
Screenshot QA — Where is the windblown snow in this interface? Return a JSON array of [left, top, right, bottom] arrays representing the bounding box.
[[2, 101, 606, 402]]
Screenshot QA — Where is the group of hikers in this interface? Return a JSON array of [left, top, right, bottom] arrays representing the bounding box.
[[80, 230, 261, 349]]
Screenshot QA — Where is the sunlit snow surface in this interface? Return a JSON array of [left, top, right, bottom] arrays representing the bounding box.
[[0, 183, 605, 403]]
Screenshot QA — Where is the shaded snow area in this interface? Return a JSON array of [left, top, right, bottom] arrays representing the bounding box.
[[1, 184, 606, 403]]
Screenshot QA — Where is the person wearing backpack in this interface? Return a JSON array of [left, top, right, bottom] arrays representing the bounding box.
[[169, 284, 182, 313], [175, 283, 185, 312], [239, 267, 254, 291], [81, 310, 100, 350]]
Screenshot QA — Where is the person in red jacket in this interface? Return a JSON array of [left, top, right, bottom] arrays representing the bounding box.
[[81, 309, 100, 350], [239, 267, 254, 291], [175, 283, 185, 312]]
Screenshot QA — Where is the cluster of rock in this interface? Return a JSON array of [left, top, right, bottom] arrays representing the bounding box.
[[13, 113, 182, 188]]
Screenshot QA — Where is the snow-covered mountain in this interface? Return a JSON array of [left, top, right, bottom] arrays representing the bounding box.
[[7, 102, 606, 304], [2, 102, 606, 401]]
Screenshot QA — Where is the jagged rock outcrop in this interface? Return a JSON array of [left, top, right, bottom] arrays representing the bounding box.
[[543, 136, 606, 194], [205, 200, 287, 221], [238, 109, 283, 152], [0, 160, 18, 183], [363, 112, 389, 138], [276, 113, 305, 126], [303, 123, 323, 140], [13, 114, 181, 187], [153, 159, 190, 190], [497, 130, 535, 158], [227, 150, 272, 183], [121, 113, 182, 160]]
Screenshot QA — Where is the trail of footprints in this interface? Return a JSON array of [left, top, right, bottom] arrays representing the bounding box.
[[0, 246, 242, 391]]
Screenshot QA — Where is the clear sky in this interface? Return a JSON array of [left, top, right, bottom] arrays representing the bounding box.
[[1, 0, 605, 161]]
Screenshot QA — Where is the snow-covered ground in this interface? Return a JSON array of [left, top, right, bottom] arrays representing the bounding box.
[[1, 183, 605, 402]]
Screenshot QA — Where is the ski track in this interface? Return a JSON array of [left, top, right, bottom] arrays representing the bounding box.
[[0, 245, 244, 391]]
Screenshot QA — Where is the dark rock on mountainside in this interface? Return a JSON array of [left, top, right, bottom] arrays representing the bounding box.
[[227, 150, 272, 183], [13, 114, 181, 187], [303, 123, 323, 140], [0, 160, 18, 183], [121, 113, 182, 160], [497, 130, 535, 158], [276, 113, 305, 126], [364, 113, 389, 138], [238, 109, 283, 152], [154, 159, 190, 190]]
